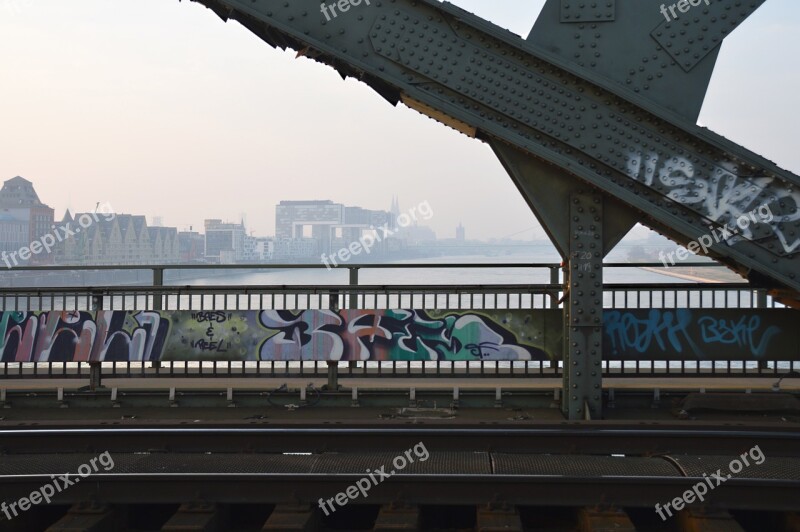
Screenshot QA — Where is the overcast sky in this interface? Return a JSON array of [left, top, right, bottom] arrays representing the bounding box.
[[0, 0, 797, 241]]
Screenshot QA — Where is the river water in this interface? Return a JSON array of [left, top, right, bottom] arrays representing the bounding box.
[[186, 250, 693, 287]]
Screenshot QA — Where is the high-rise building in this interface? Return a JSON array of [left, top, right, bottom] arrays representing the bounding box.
[[275, 200, 391, 258], [275, 200, 344, 255], [275, 201, 344, 239]]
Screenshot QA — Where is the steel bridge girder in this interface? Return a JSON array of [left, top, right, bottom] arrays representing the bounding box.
[[191, 0, 800, 296]]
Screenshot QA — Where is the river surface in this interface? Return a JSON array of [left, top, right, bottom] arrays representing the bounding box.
[[184, 250, 696, 287]]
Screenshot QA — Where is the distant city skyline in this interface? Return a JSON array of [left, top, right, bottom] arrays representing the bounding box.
[[57, 192, 548, 242], [0, 176, 569, 267], [0, 1, 797, 244], [4, 174, 532, 245]]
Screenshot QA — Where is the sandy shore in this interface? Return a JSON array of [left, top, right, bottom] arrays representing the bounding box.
[[639, 266, 725, 284]]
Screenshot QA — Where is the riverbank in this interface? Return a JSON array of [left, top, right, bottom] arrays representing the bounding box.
[[639, 266, 744, 284]]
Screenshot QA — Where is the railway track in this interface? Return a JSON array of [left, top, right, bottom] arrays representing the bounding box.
[[0, 424, 798, 509], [0, 411, 799, 531]]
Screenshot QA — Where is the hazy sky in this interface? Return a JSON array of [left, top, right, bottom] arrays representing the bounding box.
[[0, 1, 797, 241]]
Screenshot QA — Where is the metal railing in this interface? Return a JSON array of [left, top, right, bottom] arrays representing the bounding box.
[[0, 262, 794, 380]]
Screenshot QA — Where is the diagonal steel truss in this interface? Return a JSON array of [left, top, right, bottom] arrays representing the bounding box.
[[189, 0, 798, 299]]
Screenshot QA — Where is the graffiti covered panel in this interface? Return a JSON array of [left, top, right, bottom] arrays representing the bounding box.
[[0, 308, 796, 363], [255, 310, 557, 361], [0, 310, 557, 363], [603, 309, 800, 361], [0, 311, 170, 363]]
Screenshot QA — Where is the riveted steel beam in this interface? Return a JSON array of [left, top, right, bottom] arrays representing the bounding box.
[[529, 0, 766, 121], [190, 0, 799, 299], [491, 140, 637, 258], [563, 190, 604, 420]]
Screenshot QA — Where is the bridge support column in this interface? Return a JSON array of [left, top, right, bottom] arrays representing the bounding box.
[[563, 191, 604, 420], [489, 143, 632, 420]]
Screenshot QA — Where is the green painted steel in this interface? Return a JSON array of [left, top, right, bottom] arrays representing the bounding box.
[[530, 0, 767, 121], [190, 0, 798, 297], [564, 190, 604, 419]]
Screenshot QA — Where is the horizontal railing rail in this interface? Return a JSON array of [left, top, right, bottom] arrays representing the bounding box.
[[0, 262, 794, 380], [0, 283, 782, 311], [0, 261, 731, 288], [0, 261, 727, 271]]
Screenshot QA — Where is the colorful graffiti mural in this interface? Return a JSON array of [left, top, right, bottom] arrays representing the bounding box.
[[256, 310, 554, 361], [0, 311, 169, 363], [0, 308, 796, 363], [0, 310, 555, 363]]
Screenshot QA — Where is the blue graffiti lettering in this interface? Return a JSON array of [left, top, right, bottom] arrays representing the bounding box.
[[698, 315, 780, 358], [605, 309, 701, 356]]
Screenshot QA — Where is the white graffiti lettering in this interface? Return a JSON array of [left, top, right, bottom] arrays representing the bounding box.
[[627, 150, 800, 254]]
